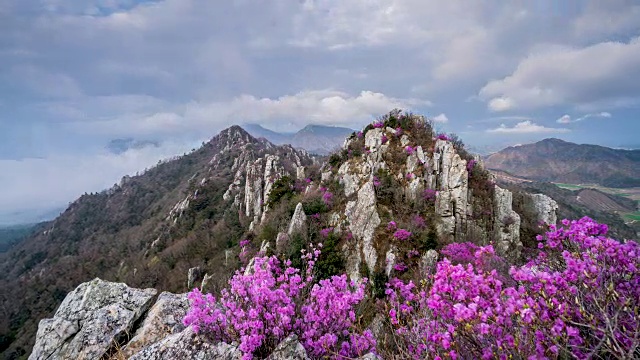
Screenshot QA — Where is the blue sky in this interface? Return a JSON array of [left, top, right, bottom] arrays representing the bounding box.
[[1, 0, 640, 223]]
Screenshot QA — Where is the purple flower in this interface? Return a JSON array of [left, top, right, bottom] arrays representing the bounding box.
[[423, 188, 437, 202], [393, 263, 408, 272], [436, 133, 450, 141], [405, 146, 415, 155], [322, 191, 334, 206], [466, 159, 477, 172], [387, 221, 397, 230], [381, 134, 388, 144], [373, 121, 384, 128], [412, 215, 426, 229], [320, 227, 334, 238], [393, 229, 412, 241]]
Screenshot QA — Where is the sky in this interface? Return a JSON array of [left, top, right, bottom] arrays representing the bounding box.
[[1, 0, 640, 224]]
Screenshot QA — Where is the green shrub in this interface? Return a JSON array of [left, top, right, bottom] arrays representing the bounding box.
[[418, 230, 438, 251], [302, 197, 328, 215], [266, 176, 295, 208], [314, 232, 345, 280], [371, 270, 389, 299]]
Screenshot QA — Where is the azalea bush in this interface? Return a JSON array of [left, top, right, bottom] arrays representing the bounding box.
[[385, 217, 640, 359], [185, 216, 638, 359], [183, 245, 375, 359]]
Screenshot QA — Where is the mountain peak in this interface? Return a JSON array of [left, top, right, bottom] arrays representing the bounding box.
[[212, 125, 259, 147], [538, 138, 568, 145], [485, 138, 640, 188]]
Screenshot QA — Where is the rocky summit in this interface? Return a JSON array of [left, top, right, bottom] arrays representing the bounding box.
[[3, 112, 566, 359]]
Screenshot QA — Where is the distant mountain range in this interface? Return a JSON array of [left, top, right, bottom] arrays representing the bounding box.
[[242, 124, 354, 155], [484, 138, 640, 188]]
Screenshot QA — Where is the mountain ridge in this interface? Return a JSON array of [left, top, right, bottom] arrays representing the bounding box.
[[241, 123, 355, 155], [484, 138, 640, 188]]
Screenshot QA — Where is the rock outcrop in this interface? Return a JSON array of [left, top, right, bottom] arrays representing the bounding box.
[[493, 186, 522, 260], [528, 193, 559, 225], [288, 203, 308, 236], [431, 139, 470, 243], [330, 116, 535, 277], [128, 327, 242, 360], [29, 278, 385, 360], [265, 335, 309, 360], [121, 292, 190, 358], [29, 278, 157, 360], [344, 181, 381, 280]]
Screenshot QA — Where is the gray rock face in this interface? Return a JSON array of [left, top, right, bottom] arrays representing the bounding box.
[[528, 193, 558, 225], [385, 246, 397, 277], [338, 162, 360, 197], [187, 266, 202, 289], [288, 203, 307, 236], [128, 327, 242, 360], [345, 181, 380, 280], [29, 278, 156, 360], [494, 186, 522, 260], [121, 292, 190, 358], [266, 335, 309, 360], [431, 139, 470, 244], [245, 157, 265, 222], [420, 249, 439, 275]]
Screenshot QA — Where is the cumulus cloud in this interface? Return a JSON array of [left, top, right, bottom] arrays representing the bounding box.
[[487, 121, 570, 134], [488, 97, 516, 112], [69, 90, 428, 136], [556, 112, 612, 124], [432, 113, 449, 123], [479, 37, 640, 111]]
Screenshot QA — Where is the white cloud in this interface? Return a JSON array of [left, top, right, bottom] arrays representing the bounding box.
[[479, 37, 640, 111], [487, 120, 570, 134], [69, 90, 429, 136], [432, 113, 449, 123], [556, 112, 613, 123], [556, 114, 572, 124], [0, 141, 195, 217], [488, 97, 516, 112]]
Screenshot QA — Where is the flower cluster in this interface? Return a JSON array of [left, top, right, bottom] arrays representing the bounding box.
[[466, 159, 477, 172], [322, 190, 334, 206], [393, 263, 408, 272], [319, 227, 334, 238], [423, 188, 437, 203], [184, 246, 376, 359], [436, 133, 450, 141], [412, 215, 426, 229], [381, 134, 388, 144], [405, 146, 415, 155], [386, 217, 640, 359], [372, 121, 384, 128], [393, 229, 412, 241], [387, 221, 397, 231]]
